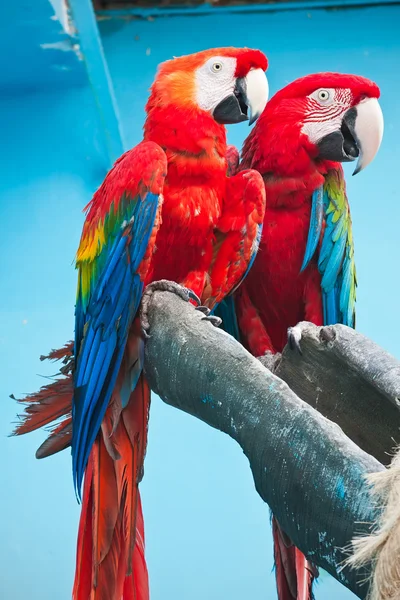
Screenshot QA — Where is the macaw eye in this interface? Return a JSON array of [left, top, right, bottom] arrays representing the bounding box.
[[211, 62, 223, 73], [318, 89, 331, 102]]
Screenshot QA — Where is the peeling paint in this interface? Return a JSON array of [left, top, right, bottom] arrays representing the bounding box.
[[1, 1, 87, 93], [48, 0, 76, 37], [46, 0, 83, 61], [40, 40, 73, 52]]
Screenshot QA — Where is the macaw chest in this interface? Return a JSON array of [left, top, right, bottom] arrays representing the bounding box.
[[161, 183, 223, 238], [261, 204, 313, 275], [147, 183, 224, 286]]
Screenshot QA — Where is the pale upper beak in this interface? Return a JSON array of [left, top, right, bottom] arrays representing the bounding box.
[[245, 68, 269, 125], [213, 68, 269, 126], [316, 96, 384, 175], [352, 97, 384, 175]]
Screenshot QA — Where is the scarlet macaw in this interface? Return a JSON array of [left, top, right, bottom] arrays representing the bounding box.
[[12, 48, 269, 600], [216, 73, 383, 600]]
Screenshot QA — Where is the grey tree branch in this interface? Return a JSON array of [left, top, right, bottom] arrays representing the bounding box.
[[273, 322, 400, 467], [142, 289, 395, 598]]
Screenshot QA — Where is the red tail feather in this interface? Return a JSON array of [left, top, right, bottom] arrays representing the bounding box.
[[12, 376, 73, 437], [11, 343, 74, 455], [40, 341, 74, 363], [12, 374, 73, 459], [74, 375, 150, 600], [36, 416, 72, 459], [272, 517, 316, 600], [12, 344, 150, 600]]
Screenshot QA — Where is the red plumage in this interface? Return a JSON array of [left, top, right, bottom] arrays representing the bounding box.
[[144, 104, 228, 295], [234, 87, 329, 600], [237, 71, 379, 355], [234, 49, 268, 77], [234, 73, 381, 599], [12, 47, 268, 600]]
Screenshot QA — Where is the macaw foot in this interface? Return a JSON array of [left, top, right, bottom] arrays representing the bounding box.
[[201, 314, 222, 327], [195, 305, 222, 327], [319, 325, 336, 343], [195, 305, 210, 315], [287, 326, 303, 355], [141, 280, 201, 337]]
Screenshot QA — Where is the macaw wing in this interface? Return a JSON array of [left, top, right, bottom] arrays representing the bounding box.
[[210, 168, 265, 340], [209, 170, 265, 302], [72, 141, 167, 496], [226, 144, 240, 177], [301, 167, 356, 328], [212, 213, 262, 343], [211, 215, 262, 341]]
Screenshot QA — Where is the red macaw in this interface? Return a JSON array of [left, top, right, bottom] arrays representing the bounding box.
[[216, 73, 383, 600], [12, 48, 268, 600]]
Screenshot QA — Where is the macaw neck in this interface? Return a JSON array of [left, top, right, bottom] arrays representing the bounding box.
[[143, 104, 227, 186], [242, 118, 333, 208]]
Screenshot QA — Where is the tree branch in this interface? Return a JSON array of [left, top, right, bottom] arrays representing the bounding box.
[[273, 322, 400, 466], [142, 289, 389, 598]]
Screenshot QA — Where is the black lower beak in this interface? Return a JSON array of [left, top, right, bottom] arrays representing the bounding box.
[[317, 107, 359, 163], [213, 78, 249, 125]]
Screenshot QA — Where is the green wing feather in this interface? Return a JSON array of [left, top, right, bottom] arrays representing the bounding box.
[[319, 168, 357, 327]]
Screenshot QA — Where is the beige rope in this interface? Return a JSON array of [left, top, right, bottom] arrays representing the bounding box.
[[347, 448, 400, 600]]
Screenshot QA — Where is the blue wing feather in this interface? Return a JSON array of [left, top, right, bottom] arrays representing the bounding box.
[[320, 229, 347, 292], [301, 169, 356, 328], [72, 189, 161, 498], [322, 286, 340, 326], [301, 187, 324, 272], [95, 235, 128, 301], [237, 223, 263, 291]]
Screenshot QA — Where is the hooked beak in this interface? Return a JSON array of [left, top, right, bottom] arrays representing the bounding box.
[[213, 68, 269, 126], [317, 97, 384, 175]]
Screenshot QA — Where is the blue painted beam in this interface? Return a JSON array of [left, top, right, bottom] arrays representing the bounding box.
[[95, 0, 400, 19], [68, 0, 126, 164], [0, 2, 86, 93]]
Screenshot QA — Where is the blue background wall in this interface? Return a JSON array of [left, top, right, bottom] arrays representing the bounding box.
[[1, 2, 399, 599]]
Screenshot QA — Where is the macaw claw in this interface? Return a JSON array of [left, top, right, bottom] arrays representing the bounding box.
[[201, 315, 222, 328], [287, 326, 303, 355], [195, 304, 222, 326], [195, 305, 211, 315], [187, 289, 202, 306], [141, 279, 201, 336]]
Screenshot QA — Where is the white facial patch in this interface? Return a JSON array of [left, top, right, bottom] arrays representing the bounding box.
[[195, 56, 237, 113], [302, 116, 344, 144], [301, 87, 352, 144]]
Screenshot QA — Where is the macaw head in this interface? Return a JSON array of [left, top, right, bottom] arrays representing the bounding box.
[[147, 47, 269, 126], [260, 72, 383, 174]]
